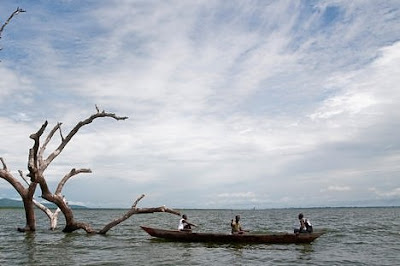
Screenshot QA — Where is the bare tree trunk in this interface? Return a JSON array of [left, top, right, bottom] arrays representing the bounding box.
[[0, 158, 37, 231], [19, 196, 36, 232], [19, 170, 62, 230]]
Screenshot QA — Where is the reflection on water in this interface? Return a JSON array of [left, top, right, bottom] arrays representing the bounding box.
[[296, 243, 314, 261], [23, 232, 37, 264]]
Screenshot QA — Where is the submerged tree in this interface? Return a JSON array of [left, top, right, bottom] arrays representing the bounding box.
[[1, 9, 180, 233], [0, 107, 180, 233]]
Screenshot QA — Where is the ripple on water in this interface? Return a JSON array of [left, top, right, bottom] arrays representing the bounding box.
[[1, 208, 400, 265]]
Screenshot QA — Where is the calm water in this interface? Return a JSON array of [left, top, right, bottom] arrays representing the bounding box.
[[0, 207, 399, 265]]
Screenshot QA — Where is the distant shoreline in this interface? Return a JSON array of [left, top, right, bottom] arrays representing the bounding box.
[[2, 197, 399, 210], [0, 198, 87, 209]]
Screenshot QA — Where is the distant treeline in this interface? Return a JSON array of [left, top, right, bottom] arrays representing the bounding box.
[[0, 198, 87, 209]]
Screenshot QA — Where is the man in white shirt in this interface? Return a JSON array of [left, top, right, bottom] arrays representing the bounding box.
[[178, 214, 197, 231]]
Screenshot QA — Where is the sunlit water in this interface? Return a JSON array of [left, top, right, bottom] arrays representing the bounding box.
[[1, 207, 399, 265]]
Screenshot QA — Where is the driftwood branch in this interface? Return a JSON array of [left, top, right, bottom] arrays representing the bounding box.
[[98, 194, 180, 235]]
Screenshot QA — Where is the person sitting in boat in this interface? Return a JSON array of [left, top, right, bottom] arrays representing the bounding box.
[[294, 213, 313, 233], [231, 215, 245, 234], [178, 214, 197, 231]]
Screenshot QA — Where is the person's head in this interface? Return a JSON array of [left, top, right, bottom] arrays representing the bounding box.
[[298, 213, 304, 220], [182, 214, 187, 219], [235, 215, 240, 222]]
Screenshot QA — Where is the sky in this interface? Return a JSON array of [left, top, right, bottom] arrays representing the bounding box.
[[0, 0, 400, 209]]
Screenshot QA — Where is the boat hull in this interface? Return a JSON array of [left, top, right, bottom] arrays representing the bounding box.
[[140, 226, 324, 244]]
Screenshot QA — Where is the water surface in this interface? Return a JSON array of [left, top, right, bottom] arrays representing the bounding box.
[[1, 207, 399, 265]]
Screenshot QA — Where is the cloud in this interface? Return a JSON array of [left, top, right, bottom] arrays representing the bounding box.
[[0, 67, 33, 101], [1, 1, 400, 208], [369, 187, 400, 198], [322, 186, 351, 192], [310, 41, 400, 122], [217, 192, 256, 198]]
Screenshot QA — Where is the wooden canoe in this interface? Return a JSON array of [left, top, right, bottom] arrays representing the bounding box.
[[140, 226, 324, 244]]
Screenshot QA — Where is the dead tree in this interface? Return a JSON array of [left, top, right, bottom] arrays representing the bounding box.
[[0, 107, 126, 231], [0, 106, 179, 234], [33, 108, 180, 234], [24, 107, 127, 233], [1, 9, 180, 232]]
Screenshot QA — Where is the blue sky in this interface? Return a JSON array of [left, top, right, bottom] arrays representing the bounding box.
[[1, 0, 400, 209]]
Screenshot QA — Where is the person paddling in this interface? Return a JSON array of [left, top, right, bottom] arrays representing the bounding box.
[[178, 214, 197, 231], [231, 215, 246, 234], [294, 213, 313, 233]]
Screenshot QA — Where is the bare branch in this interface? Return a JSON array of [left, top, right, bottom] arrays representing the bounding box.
[[38, 122, 62, 162], [0, 157, 7, 170], [18, 170, 30, 185], [0, 159, 27, 194], [33, 199, 53, 216], [54, 206, 62, 216], [1, 7, 26, 59], [55, 168, 92, 195], [43, 110, 128, 169], [132, 194, 145, 208], [0, 7, 26, 40], [98, 195, 180, 234], [58, 123, 65, 141], [33, 197, 64, 230], [27, 121, 48, 181], [19, 170, 41, 207]]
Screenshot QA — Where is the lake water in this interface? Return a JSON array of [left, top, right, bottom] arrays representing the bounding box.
[[0, 207, 399, 265]]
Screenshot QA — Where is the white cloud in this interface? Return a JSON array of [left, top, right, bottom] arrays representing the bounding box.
[[369, 187, 400, 198], [217, 192, 256, 198], [1, 1, 400, 208], [323, 186, 351, 192], [0, 67, 32, 100]]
